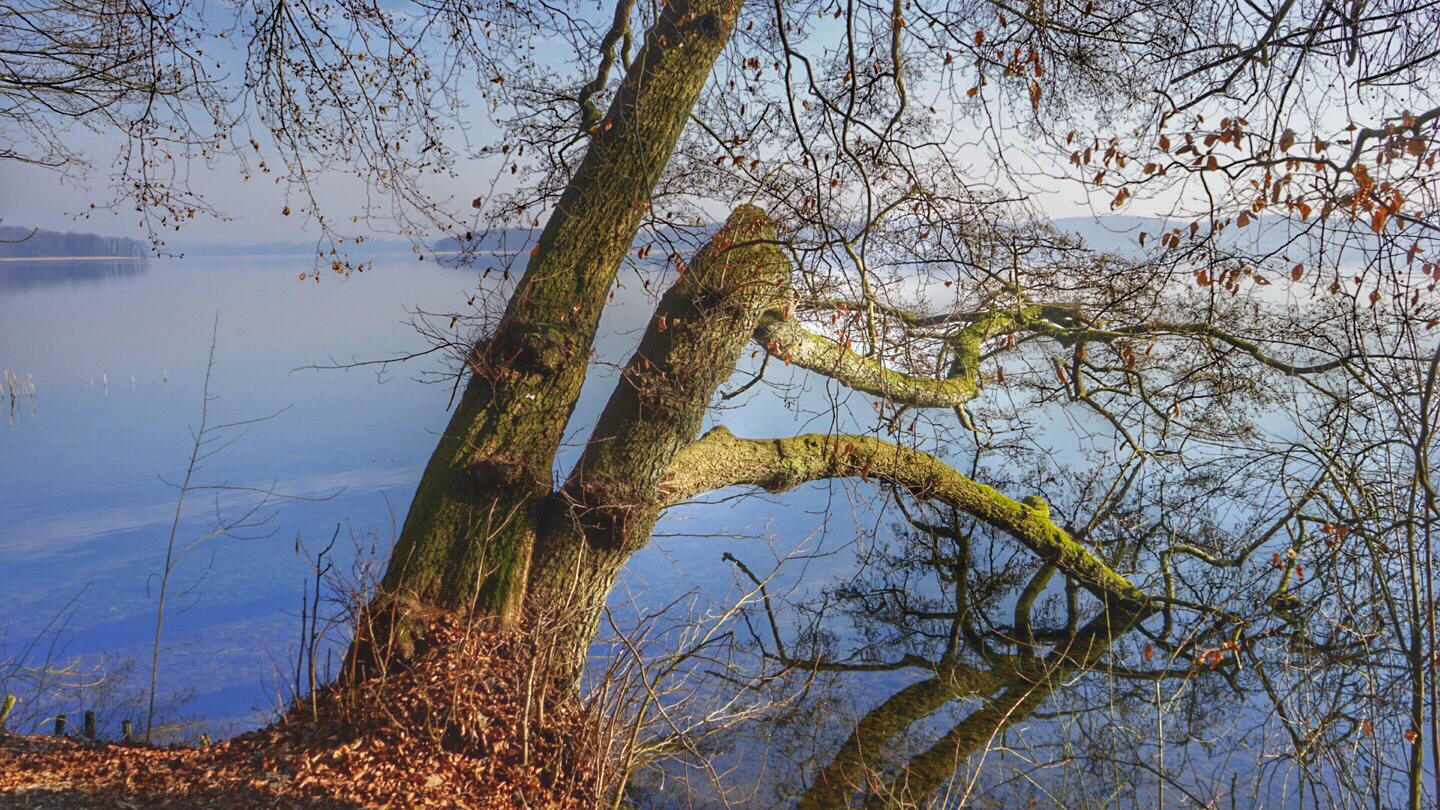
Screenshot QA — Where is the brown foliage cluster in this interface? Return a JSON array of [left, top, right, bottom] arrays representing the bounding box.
[[0, 620, 615, 809]]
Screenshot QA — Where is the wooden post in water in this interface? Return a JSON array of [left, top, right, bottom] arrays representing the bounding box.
[[53, 713, 67, 736], [121, 720, 134, 742], [83, 710, 96, 740], [0, 695, 15, 730]]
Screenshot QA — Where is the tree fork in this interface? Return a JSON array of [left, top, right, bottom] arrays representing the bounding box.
[[524, 205, 790, 678], [351, 0, 747, 676]]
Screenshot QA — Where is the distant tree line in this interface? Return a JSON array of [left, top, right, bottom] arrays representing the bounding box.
[[0, 226, 146, 259]]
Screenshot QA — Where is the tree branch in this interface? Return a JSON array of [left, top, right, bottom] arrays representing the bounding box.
[[661, 427, 1148, 607], [753, 315, 986, 408]]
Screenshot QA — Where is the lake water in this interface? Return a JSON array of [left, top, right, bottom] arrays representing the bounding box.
[[3, 253, 1403, 807], [0, 253, 873, 740], [2, 254, 463, 730]]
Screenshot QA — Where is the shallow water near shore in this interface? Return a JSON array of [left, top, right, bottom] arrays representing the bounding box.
[[2, 254, 1386, 807], [0, 254, 854, 739]]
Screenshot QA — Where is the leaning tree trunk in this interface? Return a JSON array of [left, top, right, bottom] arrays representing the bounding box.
[[350, 0, 745, 675], [524, 205, 790, 678]]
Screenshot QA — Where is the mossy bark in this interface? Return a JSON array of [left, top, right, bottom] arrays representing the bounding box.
[[353, 0, 746, 674], [524, 206, 790, 676], [663, 428, 1149, 605], [658, 427, 1155, 806]]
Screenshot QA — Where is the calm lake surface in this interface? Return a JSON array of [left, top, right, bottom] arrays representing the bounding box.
[[0, 253, 869, 742], [2, 254, 1408, 807]]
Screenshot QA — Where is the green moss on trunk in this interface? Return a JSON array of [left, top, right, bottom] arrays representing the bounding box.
[[523, 206, 790, 677], [354, 0, 747, 676]]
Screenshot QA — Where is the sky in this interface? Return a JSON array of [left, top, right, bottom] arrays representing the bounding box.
[[0, 3, 1115, 252], [0, 17, 507, 251], [0, 137, 506, 249], [2, 156, 290, 247], [0, 130, 1105, 251]]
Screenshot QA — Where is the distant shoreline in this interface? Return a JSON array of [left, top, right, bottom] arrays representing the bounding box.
[[0, 249, 519, 262], [0, 255, 146, 262]]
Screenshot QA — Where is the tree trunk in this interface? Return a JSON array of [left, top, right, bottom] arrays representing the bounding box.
[[351, 0, 746, 676], [524, 205, 790, 679]]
